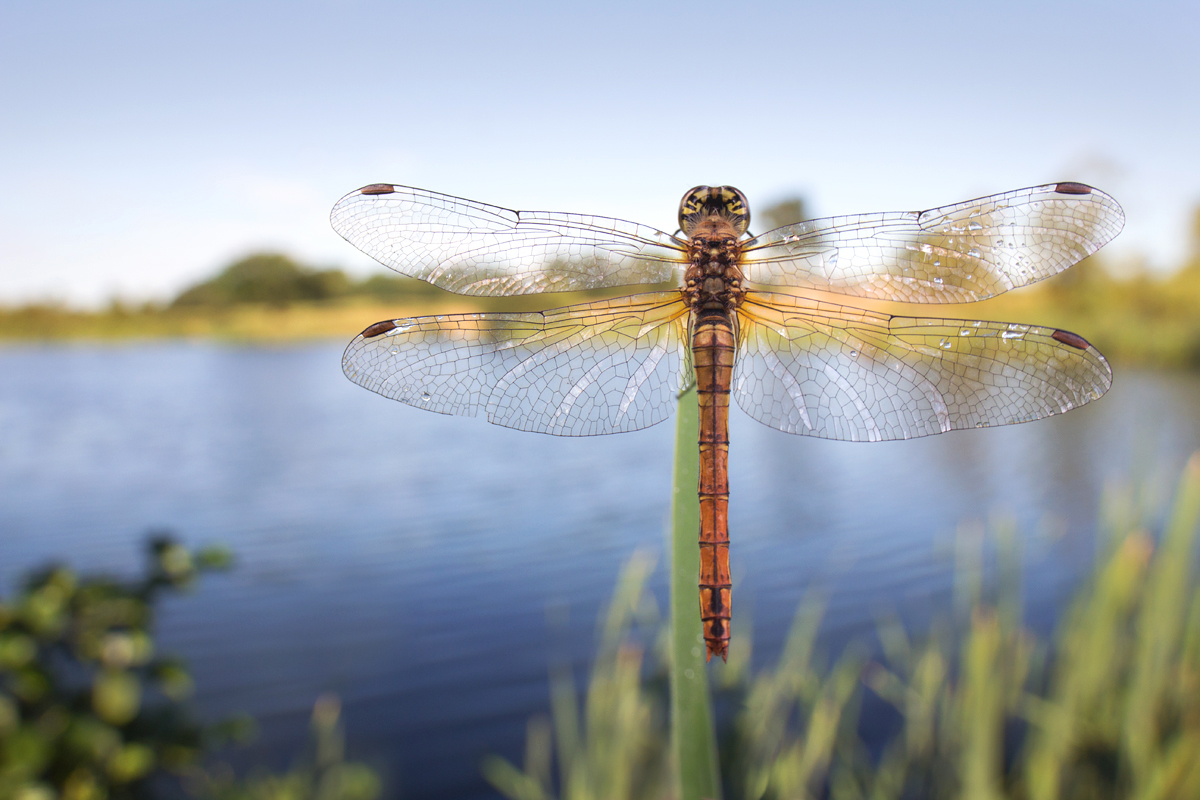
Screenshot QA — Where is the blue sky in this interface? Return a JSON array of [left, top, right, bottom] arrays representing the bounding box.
[[2, 0, 1196, 306]]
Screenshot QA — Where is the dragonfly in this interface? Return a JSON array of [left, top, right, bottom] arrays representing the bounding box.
[[331, 181, 1123, 661]]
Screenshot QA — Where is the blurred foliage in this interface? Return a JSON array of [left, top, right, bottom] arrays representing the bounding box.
[[171, 255, 354, 309], [168, 253, 457, 312], [987, 250, 1200, 369], [194, 695, 380, 800], [0, 536, 231, 799], [482, 552, 669, 800], [955, 208, 1200, 370], [757, 197, 809, 232], [0, 537, 380, 800], [160, 251, 665, 316], [490, 453, 1200, 800]]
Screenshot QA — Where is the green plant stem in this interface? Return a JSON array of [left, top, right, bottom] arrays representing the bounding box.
[[669, 385, 722, 800]]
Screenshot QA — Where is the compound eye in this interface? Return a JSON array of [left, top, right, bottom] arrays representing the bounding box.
[[678, 185, 712, 235], [678, 185, 752, 236], [716, 186, 751, 236]]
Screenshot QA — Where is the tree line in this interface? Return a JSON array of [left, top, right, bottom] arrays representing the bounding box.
[[170, 252, 443, 308]]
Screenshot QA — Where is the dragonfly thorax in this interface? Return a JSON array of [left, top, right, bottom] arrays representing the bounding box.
[[684, 220, 746, 314]]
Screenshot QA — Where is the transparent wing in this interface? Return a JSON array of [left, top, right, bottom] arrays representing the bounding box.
[[343, 293, 692, 436], [331, 184, 688, 296], [741, 183, 1124, 303], [733, 292, 1111, 442]]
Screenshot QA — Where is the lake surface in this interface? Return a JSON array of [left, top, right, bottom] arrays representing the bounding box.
[[2, 342, 1199, 798]]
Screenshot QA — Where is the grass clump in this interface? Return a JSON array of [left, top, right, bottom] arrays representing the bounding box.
[[489, 453, 1200, 800], [481, 552, 668, 800]]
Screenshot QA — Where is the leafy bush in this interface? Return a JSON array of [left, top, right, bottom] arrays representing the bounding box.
[[0, 537, 380, 800], [171, 255, 352, 308]]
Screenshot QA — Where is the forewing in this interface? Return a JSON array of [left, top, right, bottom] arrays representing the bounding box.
[[331, 184, 687, 296], [734, 292, 1111, 441], [343, 293, 691, 436], [741, 183, 1124, 302]]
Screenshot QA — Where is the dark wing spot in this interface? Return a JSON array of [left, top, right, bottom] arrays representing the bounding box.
[[1054, 182, 1093, 196], [360, 184, 397, 196], [1052, 329, 1091, 349], [362, 320, 398, 338]]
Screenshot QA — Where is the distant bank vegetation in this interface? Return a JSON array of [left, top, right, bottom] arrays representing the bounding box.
[[0, 253, 584, 342], [3, 206, 1200, 369]]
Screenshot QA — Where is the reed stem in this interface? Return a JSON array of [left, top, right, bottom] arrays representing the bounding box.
[[669, 385, 722, 799]]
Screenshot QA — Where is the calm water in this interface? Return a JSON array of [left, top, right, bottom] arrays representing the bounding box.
[[2, 342, 1199, 798]]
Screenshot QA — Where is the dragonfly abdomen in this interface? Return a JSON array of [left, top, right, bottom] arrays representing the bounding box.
[[693, 313, 735, 662]]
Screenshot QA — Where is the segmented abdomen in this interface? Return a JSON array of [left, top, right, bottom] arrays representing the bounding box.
[[692, 313, 735, 662]]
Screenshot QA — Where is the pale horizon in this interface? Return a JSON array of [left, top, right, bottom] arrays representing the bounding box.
[[2, 0, 1196, 308]]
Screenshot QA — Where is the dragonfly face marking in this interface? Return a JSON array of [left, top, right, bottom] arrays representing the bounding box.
[[679, 185, 751, 237], [332, 180, 1123, 661]]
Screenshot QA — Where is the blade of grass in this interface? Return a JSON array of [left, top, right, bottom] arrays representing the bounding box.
[[1124, 452, 1200, 782], [670, 385, 721, 800]]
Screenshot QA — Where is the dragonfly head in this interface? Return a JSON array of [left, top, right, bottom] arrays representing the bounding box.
[[679, 185, 750, 238]]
